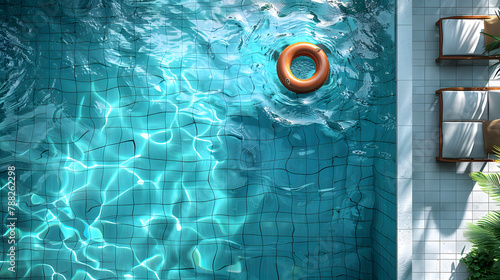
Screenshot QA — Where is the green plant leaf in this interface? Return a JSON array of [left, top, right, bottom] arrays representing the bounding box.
[[492, 146, 500, 163], [483, 32, 500, 54], [469, 172, 500, 202], [488, 42, 500, 52], [483, 32, 500, 41]]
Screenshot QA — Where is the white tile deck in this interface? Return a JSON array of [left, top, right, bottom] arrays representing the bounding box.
[[411, 0, 500, 279]]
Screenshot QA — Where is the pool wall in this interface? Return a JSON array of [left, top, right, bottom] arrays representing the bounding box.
[[368, 1, 399, 276]]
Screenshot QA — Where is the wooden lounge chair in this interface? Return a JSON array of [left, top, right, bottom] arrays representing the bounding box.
[[436, 16, 500, 62], [436, 87, 500, 162]]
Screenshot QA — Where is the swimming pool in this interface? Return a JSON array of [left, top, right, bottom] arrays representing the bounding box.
[[0, 0, 396, 279]]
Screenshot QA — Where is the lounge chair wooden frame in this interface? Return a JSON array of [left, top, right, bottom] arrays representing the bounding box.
[[436, 87, 500, 162], [436, 16, 500, 62]]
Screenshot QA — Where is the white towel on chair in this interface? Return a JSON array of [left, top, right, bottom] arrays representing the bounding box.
[[442, 19, 485, 56], [442, 91, 488, 121], [442, 122, 487, 158]]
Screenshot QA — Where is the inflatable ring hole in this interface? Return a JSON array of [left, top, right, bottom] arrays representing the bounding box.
[[290, 56, 316, 80], [277, 42, 330, 94]]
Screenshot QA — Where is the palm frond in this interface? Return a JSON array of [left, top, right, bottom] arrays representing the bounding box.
[[485, 264, 500, 280], [470, 172, 500, 202], [493, 145, 500, 161], [477, 212, 500, 236], [465, 222, 500, 250], [491, 259, 500, 275]]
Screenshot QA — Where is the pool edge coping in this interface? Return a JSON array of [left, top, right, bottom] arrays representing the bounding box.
[[396, 0, 413, 279]]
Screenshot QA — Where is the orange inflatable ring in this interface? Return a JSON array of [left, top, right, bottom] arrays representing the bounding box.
[[277, 42, 329, 94]]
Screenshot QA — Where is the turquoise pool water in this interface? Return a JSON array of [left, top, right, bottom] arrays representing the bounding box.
[[0, 0, 396, 279]]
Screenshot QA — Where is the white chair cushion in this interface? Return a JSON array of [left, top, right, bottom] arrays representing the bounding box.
[[442, 122, 487, 158], [489, 90, 500, 120], [442, 91, 488, 121], [442, 19, 485, 56]]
